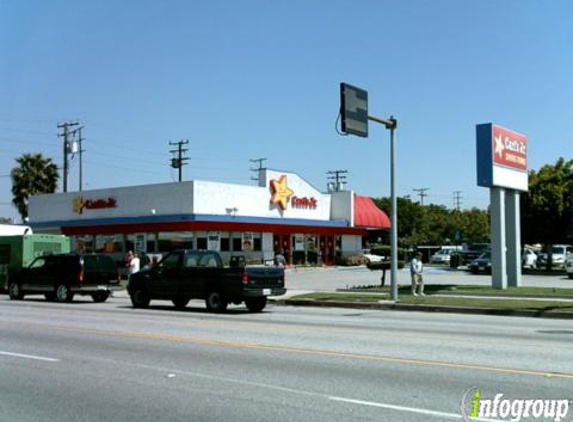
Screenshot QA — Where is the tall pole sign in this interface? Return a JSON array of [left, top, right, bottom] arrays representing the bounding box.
[[477, 123, 528, 289], [339, 83, 399, 302]]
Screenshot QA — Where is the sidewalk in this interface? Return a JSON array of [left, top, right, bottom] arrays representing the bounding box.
[[114, 284, 573, 319], [269, 290, 573, 320]]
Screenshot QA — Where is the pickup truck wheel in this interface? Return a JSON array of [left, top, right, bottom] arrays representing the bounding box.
[[245, 297, 267, 313], [92, 292, 110, 303], [172, 298, 190, 309], [8, 283, 24, 300], [205, 291, 228, 313], [131, 288, 150, 308], [56, 284, 74, 303]]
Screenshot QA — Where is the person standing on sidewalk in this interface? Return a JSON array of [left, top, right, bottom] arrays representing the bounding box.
[[410, 252, 425, 296]]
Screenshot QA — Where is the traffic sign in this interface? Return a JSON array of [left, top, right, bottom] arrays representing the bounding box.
[[340, 83, 368, 137]]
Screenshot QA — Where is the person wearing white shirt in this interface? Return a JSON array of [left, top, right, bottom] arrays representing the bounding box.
[[410, 252, 425, 296], [126, 251, 140, 276]]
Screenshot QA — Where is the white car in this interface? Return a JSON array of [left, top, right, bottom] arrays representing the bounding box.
[[363, 253, 383, 263], [566, 255, 573, 279], [430, 247, 460, 265], [521, 247, 537, 268], [536, 245, 573, 269]]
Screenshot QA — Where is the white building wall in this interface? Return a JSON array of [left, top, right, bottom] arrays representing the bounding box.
[[193, 181, 271, 217], [29, 182, 195, 222], [330, 191, 354, 226], [30, 170, 340, 224], [259, 169, 332, 220]]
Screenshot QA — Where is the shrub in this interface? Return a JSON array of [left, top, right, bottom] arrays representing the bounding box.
[[366, 260, 405, 271], [337, 254, 368, 266]]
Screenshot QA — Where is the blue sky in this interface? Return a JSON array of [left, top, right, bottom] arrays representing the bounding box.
[[1, 0, 571, 222]]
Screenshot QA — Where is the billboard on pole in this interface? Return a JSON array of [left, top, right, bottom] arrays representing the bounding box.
[[340, 83, 368, 137], [476, 123, 528, 191]]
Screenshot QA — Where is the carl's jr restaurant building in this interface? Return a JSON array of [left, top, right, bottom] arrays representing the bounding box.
[[29, 169, 390, 266]]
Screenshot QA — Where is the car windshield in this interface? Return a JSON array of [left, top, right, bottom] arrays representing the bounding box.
[[479, 252, 491, 260]]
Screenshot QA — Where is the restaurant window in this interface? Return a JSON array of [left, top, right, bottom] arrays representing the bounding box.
[[196, 237, 207, 250], [158, 232, 194, 252], [72, 235, 95, 253], [220, 238, 230, 252], [95, 234, 123, 253], [232, 238, 242, 251]]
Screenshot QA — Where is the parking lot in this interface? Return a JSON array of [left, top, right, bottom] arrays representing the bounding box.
[[283, 265, 573, 295]]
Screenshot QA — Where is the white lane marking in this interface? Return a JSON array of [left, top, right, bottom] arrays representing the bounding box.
[[125, 360, 497, 420], [329, 396, 506, 421], [0, 350, 60, 362]]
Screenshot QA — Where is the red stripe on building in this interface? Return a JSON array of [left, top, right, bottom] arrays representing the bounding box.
[[62, 221, 366, 236]]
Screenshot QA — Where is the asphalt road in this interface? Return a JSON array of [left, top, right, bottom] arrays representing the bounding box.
[[1, 294, 572, 422]]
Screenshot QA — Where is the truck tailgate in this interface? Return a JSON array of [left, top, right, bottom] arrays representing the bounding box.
[[244, 267, 285, 288]]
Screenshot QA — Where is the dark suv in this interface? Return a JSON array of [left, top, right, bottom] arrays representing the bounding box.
[[7, 253, 120, 303]]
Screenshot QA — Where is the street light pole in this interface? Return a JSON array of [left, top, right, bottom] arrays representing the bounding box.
[[368, 115, 398, 301]]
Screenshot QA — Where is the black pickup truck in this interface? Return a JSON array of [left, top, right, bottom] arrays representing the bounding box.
[[127, 250, 286, 312]]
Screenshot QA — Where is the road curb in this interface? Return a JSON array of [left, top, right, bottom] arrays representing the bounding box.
[[274, 299, 573, 320]]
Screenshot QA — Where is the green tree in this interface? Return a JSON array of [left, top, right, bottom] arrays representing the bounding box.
[[521, 157, 573, 246], [374, 196, 489, 248], [11, 153, 59, 221]]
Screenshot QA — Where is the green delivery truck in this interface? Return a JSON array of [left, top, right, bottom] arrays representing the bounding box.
[[0, 234, 71, 292]]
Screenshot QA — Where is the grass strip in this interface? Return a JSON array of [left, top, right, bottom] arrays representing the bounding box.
[[292, 292, 573, 312], [341, 284, 573, 297]]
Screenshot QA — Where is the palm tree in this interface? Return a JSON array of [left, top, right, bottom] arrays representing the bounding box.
[[11, 153, 59, 221]]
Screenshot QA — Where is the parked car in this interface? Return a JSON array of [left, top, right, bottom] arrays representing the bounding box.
[[430, 247, 461, 265], [566, 255, 573, 279], [536, 245, 573, 269], [362, 249, 384, 264], [127, 249, 286, 312], [521, 247, 537, 268], [7, 253, 121, 302], [451, 244, 490, 268], [469, 252, 492, 274]]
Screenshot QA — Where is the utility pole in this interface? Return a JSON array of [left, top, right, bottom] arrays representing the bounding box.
[[413, 187, 429, 205], [72, 126, 85, 192], [326, 169, 348, 192], [453, 191, 463, 211], [249, 158, 267, 184], [169, 140, 189, 182], [58, 121, 78, 193]]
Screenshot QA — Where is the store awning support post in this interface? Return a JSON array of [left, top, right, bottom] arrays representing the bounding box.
[[368, 114, 398, 301]]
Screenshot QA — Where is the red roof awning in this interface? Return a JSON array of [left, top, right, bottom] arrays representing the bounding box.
[[354, 195, 391, 229]]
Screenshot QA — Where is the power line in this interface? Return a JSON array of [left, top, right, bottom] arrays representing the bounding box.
[[413, 187, 429, 205], [326, 169, 348, 192]]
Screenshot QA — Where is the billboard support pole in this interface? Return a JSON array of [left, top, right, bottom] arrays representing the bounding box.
[[369, 115, 398, 301], [491, 187, 507, 289], [506, 190, 522, 287]]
